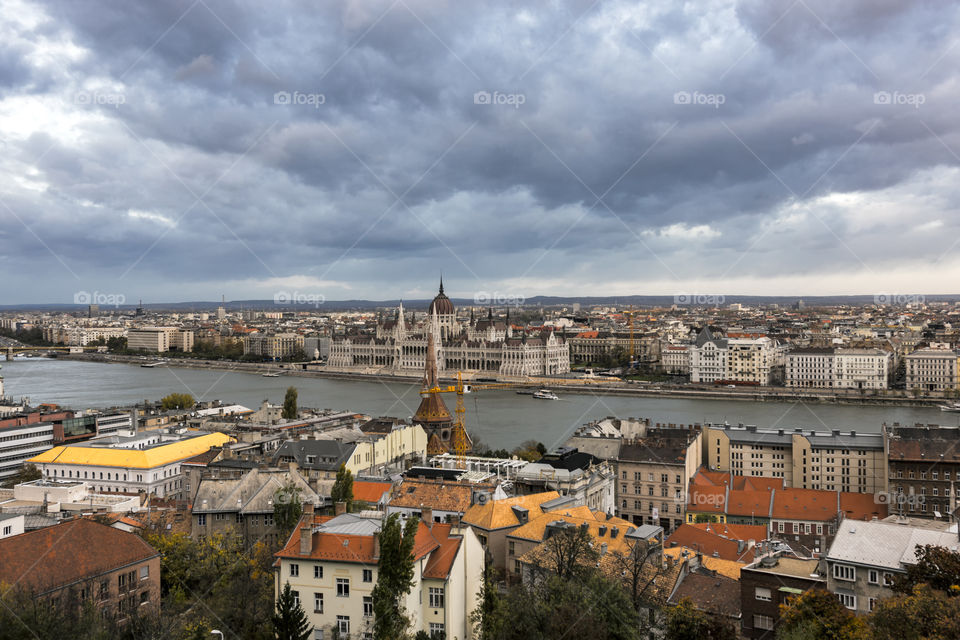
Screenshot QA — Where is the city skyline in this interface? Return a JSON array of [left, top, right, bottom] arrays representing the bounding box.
[[2, 1, 960, 303]]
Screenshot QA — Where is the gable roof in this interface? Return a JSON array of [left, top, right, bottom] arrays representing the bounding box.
[[462, 491, 561, 531], [273, 439, 356, 470], [193, 468, 321, 514], [668, 571, 741, 619], [0, 519, 159, 594], [388, 479, 476, 513], [353, 480, 393, 505], [666, 524, 757, 564], [29, 432, 232, 469]]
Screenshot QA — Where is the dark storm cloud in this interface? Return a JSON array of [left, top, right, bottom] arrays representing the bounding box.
[[1, 0, 959, 302]]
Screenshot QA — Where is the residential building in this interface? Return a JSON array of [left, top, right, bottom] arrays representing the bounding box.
[[905, 346, 959, 392], [126, 328, 169, 352], [0, 519, 160, 617], [885, 423, 960, 519], [243, 333, 305, 359], [659, 342, 690, 375], [512, 447, 616, 514], [689, 328, 787, 385], [703, 424, 887, 493], [667, 570, 741, 632], [29, 430, 232, 498], [0, 513, 25, 538], [0, 420, 55, 481], [192, 467, 322, 548], [740, 555, 825, 639], [823, 518, 959, 615], [386, 479, 481, 522], [616, 427, 703, 531], [665, 522, 765, 564], [274, 507, 483, 640], [566, 330, 659, 366]]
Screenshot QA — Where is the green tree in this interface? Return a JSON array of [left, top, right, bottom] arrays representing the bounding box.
[[273, 582, 311, 640], [664, 598, 737, 640], [870, 584, 960, 640], [105, 336, 127, 352], [776, 589, 869, 640], [282, 386, 298, 419], [0, 463, 41, 488], [331, 464, 354, 512], [274, 480, 304, 540], [892, 544, 960, 595], [372, 513, 419, 640], [160, 393, 195, 411], [535, 525, 599, 581]]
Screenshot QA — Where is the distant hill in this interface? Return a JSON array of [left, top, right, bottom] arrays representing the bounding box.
[[2, 294, 960, 312]]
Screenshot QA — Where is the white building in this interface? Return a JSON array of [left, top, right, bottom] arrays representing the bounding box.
[[29, 430, 232, 498], [659, 342, 690, 375], [243, 333, 305, 359], [0, 513, 25, 539], [329, 283, 569, 378], [688, 328, 786, 385], [905, 347, 959, 392], [126, 327, 194, 353], [0, 421, 55, 481], [786, 347, 891, 389], [275, 508, 484, 639]]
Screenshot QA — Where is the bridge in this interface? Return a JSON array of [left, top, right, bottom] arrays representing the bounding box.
[[4, 345, 102, 360]]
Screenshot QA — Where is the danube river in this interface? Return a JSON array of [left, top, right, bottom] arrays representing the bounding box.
[[1, 358, 953, 450]]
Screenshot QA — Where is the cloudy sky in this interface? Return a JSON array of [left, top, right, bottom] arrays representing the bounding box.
[[1, 0, 959, 305]]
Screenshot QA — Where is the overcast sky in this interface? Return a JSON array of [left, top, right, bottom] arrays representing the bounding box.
[[1, 0, 959, 305]]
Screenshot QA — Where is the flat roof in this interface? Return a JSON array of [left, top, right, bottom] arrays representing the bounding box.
[[746, 556, 823, 580]]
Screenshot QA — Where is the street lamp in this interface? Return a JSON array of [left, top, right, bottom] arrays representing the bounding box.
[[211, 631, 224, 640]]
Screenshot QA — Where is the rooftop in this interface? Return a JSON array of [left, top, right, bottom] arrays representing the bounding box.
[[28, 432, 233, 469]]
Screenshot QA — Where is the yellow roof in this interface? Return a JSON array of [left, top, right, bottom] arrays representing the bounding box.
[[462, 491, 561, 530], [664, 546, 746, 579], [29, 433, 233, 469], [508, 508, 635, 554]]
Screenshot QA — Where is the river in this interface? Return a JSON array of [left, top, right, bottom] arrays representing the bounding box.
[[1, 358, 954, 450]]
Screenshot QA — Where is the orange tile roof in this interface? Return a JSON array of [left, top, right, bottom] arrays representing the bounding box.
[[663, 546, 746, 579], [462, 491, 561, 531], [687, 486, 728, 513], [0, 519, 159, 594], [388, 480, 478, 513], [666, 524, 757, 563], [353, 480, 392, 504], [422, 531, 462, 580], [725, 490, 774, 518], [690, 522, 766, 542], [771, 487, 887, 522], [508, 509, 633, 553]]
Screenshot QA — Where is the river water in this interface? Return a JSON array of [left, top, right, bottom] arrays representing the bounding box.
[[1, 358, 953, 450]]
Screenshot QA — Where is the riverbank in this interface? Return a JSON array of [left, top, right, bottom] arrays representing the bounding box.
[[55, 353, 944, 408]]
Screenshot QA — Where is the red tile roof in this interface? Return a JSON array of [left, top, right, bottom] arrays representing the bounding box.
[[353, 481, 392, 504], [690, 522, 767, 542], [0, 519, 159, 594], [666, 524, 756, 563]]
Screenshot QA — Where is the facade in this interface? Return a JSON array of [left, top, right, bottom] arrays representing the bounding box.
[[823, 518, 958, 615], [192, 467, 322, 548], [703, 424, 887, 493], [786, 347, 891, 389], [740, 556, 825, 639], [274, 508, 484, 640], [42, 325, 126, 347], [905, 347, 960, 392], [659, 343, 690, 375], [616, 428, 702, 531], [885, 423, 960, 519], [0, 420, 55, 481], [127, 327, 194, 353], [329, 283, 570, 378], [243, 333, 305, 359], [566, 330, 660, 366], [512, 449, 616, 515], [29, 430, 232, 498], [689, 328, 787, 385], [0, 513, 25, 538], [0, 519, 160, 618]]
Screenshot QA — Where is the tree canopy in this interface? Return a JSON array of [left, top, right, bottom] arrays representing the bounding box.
[[273, 582, 312, 640], [282, 386, 298, 419], [160, 393, 195, 411], [331, 464, 354, 512], [372, 513, 419, 640]]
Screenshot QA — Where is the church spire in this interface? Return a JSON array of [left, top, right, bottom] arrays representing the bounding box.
[[439, 275, 444, 295]]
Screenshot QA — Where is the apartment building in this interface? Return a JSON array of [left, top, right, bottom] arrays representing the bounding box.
[[0, 420, 55, 481], [786, 347, 891, 389], [740, 556, 825, 639], [904, 346, 959, 392], [244, 333, 305, 359], [0, 519, 160, 617], [689, 329, 786, 385], [884, 423, 960, 519], [275, 508, 483, 640], [29, 430, 232, 498], [42, 325, 126, 346], [616, 427, 702, 531], [659, 342, 690, 375], [824, 518, 958, 615], [127, 327, 194, 353], [567, 330, 660, 366], [703, 424, 887, 493]]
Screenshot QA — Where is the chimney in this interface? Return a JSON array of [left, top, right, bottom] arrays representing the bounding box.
[[600, 542, 607, 556], [335, 501, 346, 516], [422, 506, 433, 527], [299, 525, 312, 555], [450, 514, 461, 531], [304, 502, 315, 517]]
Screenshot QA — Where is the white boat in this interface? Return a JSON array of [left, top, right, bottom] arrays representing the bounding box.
[[262, 371, 282, 377], [140, 361, 163, 368], [939, 402, 960, 412], [532, 389, 559, 400]]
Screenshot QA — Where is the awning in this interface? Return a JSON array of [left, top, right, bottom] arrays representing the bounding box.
[[778, 586, 804, 594]]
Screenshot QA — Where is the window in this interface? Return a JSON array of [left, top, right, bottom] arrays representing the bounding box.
[[314, 564, 323, 579], [816, 524, 823, 535], [508, 541, 515, 556], [868, 570, 878, 584], [140, 566, 149, 580], [265, 513, 274, 526], [429, 623, 445, 637], [197, 514, 206, 526], [755, 587, 772, 601], [314, 592, 323, 613], [363, 569, 373, 583], [139, 591, 149, 606], [838, 593, 857, 610], [291, 590, 300, 607], [833, 564, 856, 582], [99, 579, 108, 599], [754, 615, 774, 630], [883, 572, 895, 586], [429, 587, 445, 608], [792, 523, 799, 534], [869, 597, 878, 612], [363, 596, 373, 617], [118, 573, 126, 590], [337, 578, 349, 597], [290, 563, 299, 577], [777, 522, 785, 533], [2, 526, 10, 536], [336, 616, 350, 635]]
